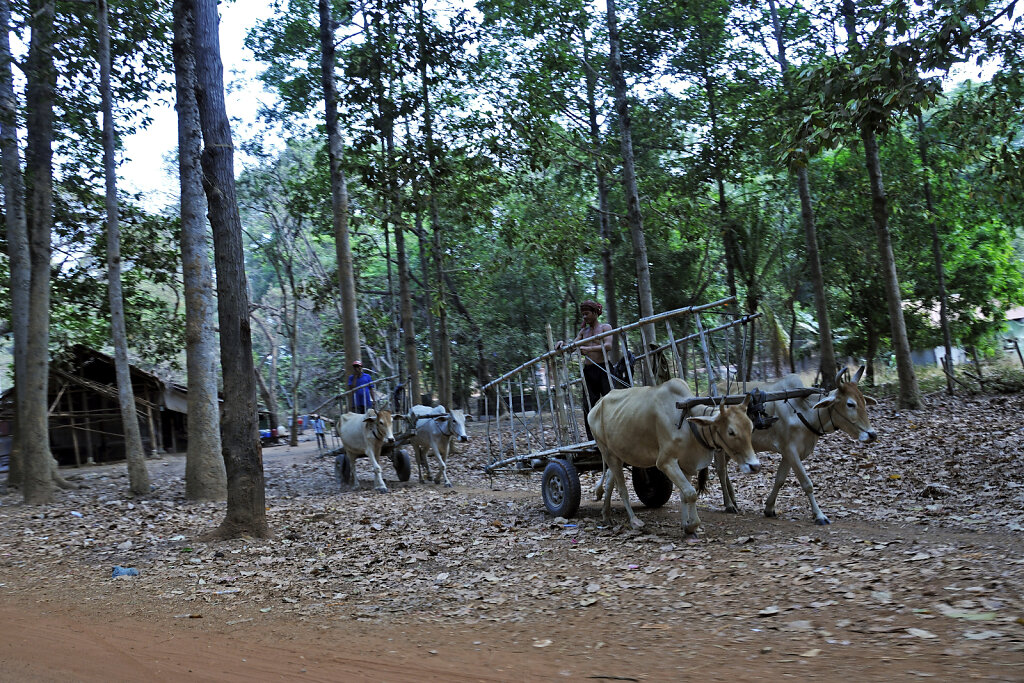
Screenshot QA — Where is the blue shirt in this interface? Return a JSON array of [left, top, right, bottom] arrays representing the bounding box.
[[348, 372, 374, 407]]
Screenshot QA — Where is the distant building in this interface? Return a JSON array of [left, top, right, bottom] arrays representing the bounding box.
[[0, 345, 189, 467]]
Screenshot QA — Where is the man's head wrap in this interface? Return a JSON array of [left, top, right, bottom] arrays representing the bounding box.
[[580, 300, 602, 315]]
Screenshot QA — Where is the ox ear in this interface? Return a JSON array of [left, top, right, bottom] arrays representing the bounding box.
[[812, 394, 836, 410], [863, 394, 878, 406], [686, 415, 716, 427]]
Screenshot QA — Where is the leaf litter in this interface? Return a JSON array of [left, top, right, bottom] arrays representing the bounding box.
[[0, 393, 1022, 670]]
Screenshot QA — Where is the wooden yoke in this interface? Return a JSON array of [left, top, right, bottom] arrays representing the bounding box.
[[675, 387, 828, 429]]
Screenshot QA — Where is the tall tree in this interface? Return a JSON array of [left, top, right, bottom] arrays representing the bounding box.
[[98, 0, 150, 495], [840, 0, 921, 408], [767, 0, 838, 387], [915, 112, 955, 395], [579, 14, 618, 329], [0, 0, 27, 489], [415, 0, 452, 409], [318, 0, 363, 376], [191, 0, 268, 538], [20, 0, 58, 503], [606, 0, 655, 341], [172, 0, 225, 500]]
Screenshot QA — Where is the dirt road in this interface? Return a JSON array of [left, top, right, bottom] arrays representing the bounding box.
[[2, 398, 1023, 681]]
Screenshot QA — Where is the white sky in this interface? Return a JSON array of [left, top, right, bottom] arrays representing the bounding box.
[[120, 1, 278, 209]]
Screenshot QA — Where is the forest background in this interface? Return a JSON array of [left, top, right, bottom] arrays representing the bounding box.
[[1, 0, 1022, 526]]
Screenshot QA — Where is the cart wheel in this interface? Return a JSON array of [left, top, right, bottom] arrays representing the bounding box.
[[334, 452, 352, 488], [391, 447, 411, 482], [541, 459, 581, 518], [633, 466, 673, 509]]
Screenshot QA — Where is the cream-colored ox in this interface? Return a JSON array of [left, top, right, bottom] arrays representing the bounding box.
[[588, 378, 759, 537], [337, 409, 396, 493], [710, 366, 877, 525]]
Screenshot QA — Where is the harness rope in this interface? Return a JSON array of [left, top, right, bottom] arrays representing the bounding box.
[[371, 419, 389, 442], [433, 415, 454, 437], [789, 397, 837, 437], [687, 419, 721, 452]]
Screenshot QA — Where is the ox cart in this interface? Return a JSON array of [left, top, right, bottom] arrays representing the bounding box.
[[482, 297, 826, 517], [321, 374, 417, 488], [329, 403, 467, 490]]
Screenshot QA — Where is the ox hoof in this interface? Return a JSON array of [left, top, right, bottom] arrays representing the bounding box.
[[764, 509, 778, 519], [815, 516, 831, 526], [375, 487, 389, 494], [443, 482, 453, 488], [629, 518, 645, 530], [684, 534, 701, 544], [724, 505, 739, 515]]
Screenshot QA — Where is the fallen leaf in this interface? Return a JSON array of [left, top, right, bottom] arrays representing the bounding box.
[[906, 628, 937, 639]]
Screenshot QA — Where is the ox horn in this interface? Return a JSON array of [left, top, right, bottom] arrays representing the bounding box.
[[834, 366, 849, 386], [853, 365, 865, 383]]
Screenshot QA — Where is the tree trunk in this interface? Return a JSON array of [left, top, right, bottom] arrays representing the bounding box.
[[172, 0, 225, 500], [419, 210, 436, 403], [862, 123, 921, 408], [191, 0, 268, 538], [319, 0, 362, 375], [768, 0, 838, 388], [0, 0, 28, 489], [917, 113, 955, 396], [394, 219, 419, 408], [443, 271, 492, 405], [841, 0, 919, 407], [99, 0, 150, 495], [787, 297, 797, 373], [267, 254, 302, 446], [416, 0, 451, 410], [252, 315, 281, 434], [606, 0, 655, 341], [21, 0, 58, 504], [865, 318, 879, 386], [796, 164, 838, 388], [580, 18, 617, 330], [706, 68, 743, 369]]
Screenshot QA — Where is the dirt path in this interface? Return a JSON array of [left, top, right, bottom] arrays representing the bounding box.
[[2, 400, 1023, 681]]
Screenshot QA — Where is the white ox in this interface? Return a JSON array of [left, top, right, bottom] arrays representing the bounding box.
[[589, 378, 759, 537], [337, 409, 396, 493], [408, 406, 468, 487], [710, 367, 877, 525]]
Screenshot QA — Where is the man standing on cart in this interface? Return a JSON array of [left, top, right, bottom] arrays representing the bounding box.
[[348, 360, 376, 414], [558, 300, 616, 440]]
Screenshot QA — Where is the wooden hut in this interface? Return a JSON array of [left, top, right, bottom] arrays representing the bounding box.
[[0, 345, 188, 466]]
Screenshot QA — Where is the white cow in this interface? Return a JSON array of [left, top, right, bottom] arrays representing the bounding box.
[[337, 409, 396, 493], [710, 366, 877, 525], [589, 378, 759, 537], [409, 407, 469, 487]]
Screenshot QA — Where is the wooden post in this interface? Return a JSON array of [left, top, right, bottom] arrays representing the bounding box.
[[69, 388, 81, 468], [1011, 339, 1024, 370], [546, 323, 569, 442], [151, 386, 165, 453], [146, 405, 159, 458], [81, 389, 95, 465]]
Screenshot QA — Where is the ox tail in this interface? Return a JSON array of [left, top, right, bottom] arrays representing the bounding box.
[[696, 467, 709, 496]]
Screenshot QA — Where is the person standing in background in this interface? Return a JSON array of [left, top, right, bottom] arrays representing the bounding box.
[[311, 414, 327, 449]]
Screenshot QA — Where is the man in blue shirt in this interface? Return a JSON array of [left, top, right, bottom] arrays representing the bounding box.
[[311, 414, 327, 449], [348, 360, 375, 414]]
